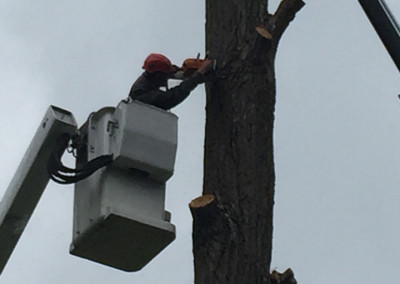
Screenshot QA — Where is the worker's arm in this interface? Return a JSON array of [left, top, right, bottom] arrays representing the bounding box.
[[133, 72, 205, 110], [131, 60, 214, 110]]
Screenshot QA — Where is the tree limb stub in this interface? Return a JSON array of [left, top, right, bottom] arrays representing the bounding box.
[[189, 194, 217, 219], [190, 194, 230, 262], [271, 268, 297, 284], [190, 195, 222, 240]]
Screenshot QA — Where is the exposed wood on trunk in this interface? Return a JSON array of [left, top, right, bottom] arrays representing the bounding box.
[[256, 26, 273, 40], [193, 0, 305, 283]]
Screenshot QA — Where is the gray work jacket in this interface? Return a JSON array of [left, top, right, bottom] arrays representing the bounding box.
[[129, 72, 204, 110]]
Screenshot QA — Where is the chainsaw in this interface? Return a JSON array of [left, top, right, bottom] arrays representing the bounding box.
[[173, 53, 216, 79]]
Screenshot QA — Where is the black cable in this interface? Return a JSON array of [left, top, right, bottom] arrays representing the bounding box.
[[50, 155, 113, 184], [48, 133, 113, 184]]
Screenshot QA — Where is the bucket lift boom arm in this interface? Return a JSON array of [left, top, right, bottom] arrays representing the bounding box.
[[0, 106, 77, 274], [358, 0, 400, 74]]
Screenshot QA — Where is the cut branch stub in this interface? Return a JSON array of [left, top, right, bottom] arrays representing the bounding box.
[[271, 268, 297, 284], [190, 194, 215, 209], [256, 26, 273, 40], [190, 194, 226, 251], [189, 194, 217, 221]]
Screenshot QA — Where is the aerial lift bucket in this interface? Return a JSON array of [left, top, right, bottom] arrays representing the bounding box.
[[70, 100, 177, 271], [0, 101, 177, 274]]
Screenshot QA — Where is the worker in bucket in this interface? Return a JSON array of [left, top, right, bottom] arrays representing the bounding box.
[[128, 53, 213, 110]]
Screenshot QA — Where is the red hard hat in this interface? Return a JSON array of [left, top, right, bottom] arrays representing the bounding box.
[[142, 53, 175, 73]]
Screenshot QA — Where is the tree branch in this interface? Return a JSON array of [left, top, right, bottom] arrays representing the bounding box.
[[272, 0, 305, 41], [255, 0, 304, 48]]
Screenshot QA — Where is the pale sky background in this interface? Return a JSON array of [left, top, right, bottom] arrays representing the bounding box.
[[1, 1, 400, 283]]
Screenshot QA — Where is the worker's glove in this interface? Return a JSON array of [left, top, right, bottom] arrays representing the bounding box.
[[197, 59, 214, 75]]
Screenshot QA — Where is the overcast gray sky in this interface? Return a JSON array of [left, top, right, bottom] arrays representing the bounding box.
[[1, 1, 400, 283]]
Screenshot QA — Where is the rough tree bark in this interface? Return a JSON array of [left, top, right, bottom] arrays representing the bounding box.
[[190, 1, 305, 284]]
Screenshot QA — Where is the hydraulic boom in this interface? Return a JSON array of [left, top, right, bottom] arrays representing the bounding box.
[[358, 0, 400, 73]]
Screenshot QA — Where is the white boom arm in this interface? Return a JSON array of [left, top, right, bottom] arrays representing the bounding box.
[[0, 106, 77, 274]]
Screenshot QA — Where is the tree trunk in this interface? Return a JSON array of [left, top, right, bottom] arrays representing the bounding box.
[[191, 1, 305, 283]]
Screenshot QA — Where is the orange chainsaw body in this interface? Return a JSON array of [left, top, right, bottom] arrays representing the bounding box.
[[181, 58, 207, 76]]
